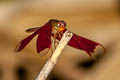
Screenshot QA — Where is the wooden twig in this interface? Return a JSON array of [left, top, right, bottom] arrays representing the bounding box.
[[35, 30, 73, 80]]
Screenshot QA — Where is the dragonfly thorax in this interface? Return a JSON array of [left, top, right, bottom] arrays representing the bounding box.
[[51, 19, 66, 32]]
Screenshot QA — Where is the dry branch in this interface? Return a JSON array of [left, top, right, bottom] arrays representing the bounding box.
[[36, 30, 73, 80]]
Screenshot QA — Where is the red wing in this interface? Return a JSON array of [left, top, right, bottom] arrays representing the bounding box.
[[55, 29, 105, 57], [15, 20, 52, 54], [14, 29, 39, 52], [68, 33, 104, 56], [36, 21, 52, 54]]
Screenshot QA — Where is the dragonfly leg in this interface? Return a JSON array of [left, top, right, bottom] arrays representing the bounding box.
[[54, 39, 58, 50], [53, 33, 57, 50], [54, 39, 59, 49], [48, 33, 58, 59], [50, 38, 54, 54], [61, 32, 64, 36], [58, 32, 62, 39]]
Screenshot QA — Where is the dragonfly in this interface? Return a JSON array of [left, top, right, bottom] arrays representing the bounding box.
[[15, 19, 105, 57]]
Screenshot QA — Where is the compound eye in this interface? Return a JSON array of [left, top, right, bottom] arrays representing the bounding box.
[[61, 23, 64, 26], [57, 23, 60, 27], [57, 22, 63, 27]]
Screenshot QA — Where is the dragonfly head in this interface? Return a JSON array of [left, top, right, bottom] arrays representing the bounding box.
[[51, 19, 66, 32]]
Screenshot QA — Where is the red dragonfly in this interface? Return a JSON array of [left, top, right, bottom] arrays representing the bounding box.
[[15, 19, 105, 57]]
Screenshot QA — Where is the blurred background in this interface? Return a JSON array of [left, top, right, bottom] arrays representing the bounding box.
[[0, 0, 120, 80]]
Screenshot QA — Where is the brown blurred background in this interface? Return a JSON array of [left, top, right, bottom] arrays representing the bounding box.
[[0, 0, 120, 80]]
